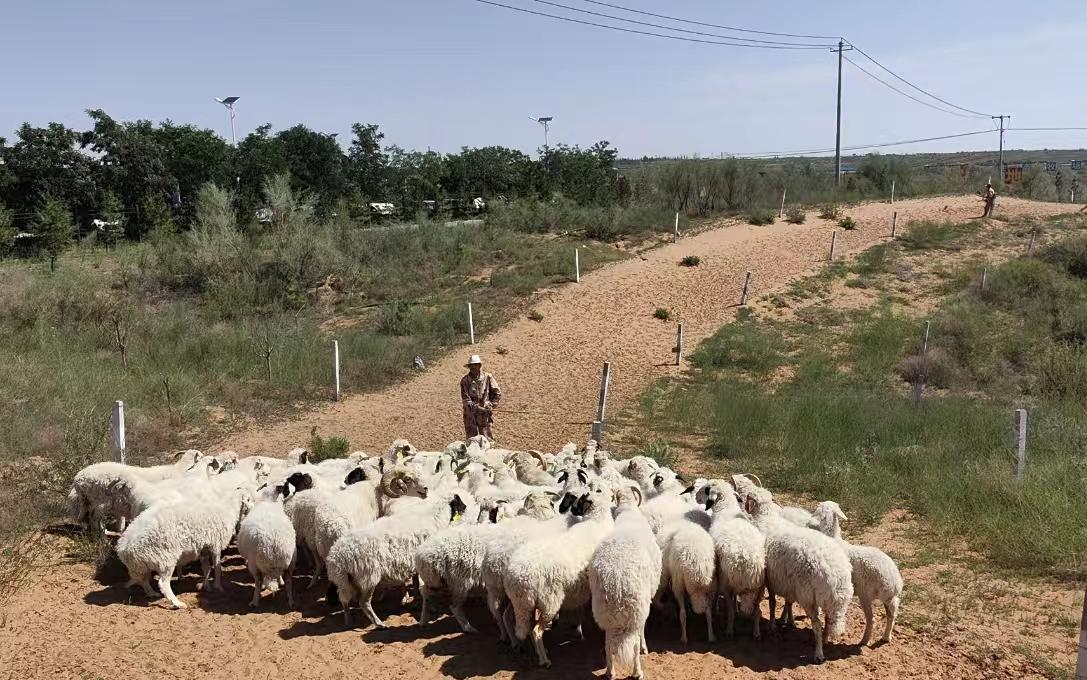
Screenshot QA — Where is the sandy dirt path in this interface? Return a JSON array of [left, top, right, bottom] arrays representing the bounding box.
[[219, 195, 1072, 455]]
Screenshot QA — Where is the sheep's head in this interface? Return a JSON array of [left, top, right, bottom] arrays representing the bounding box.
[[571, 479, 613, 518], [613, 484, 643, 508], [286, 447, 310, 465], [343, 467, 367, 486], [625, 456, 659, 480], [521, 490, 560, 520], [556, 467, 589, 492], [173, 449, 203, 467], [743, 486, 775, 517], [285, 472, 314, 493], [380, 466, 427, 499], [729, 473, 763, 504], [650, 468, 680, 492], [448, 493, 467, 523], [696, 479, 740, 512], [812, 500, 847, 534]]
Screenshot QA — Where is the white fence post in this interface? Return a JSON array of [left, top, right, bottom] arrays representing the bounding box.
[[891, 211, 898, 239], [111, 400, 126, 465], [922, 320, 931, 355], [980, 268, 988, 291], [1027, 230, 1037, 255], [467, 302, 475, 345], [779, 187, 787, 218], [591, 420, 603, 443], [574, 248, 580, 283], [740, 271, 752, 306], [332, 340, 341, 402], [595, 361, 612, 426], [1014, 408, 1028, 481], [829, 231, 837, 261], [890, 178, 896, 204], [673, 212, 679, 243], [675, 324, 684, 366]]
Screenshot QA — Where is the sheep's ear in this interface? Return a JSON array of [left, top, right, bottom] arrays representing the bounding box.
[[344, 467, 367, 486], [557, 471, 569, 484], [630, 486, 643, 507], [256, 482, 268, 491], [488, 506, 501, 523], [744, 495, 757, 515], [675, 473, 686, 483], [298, 449, 310, 465], [576, 469, 589, 484], [835, 505, 848, 521], [680, 485, 695, 495], [378, 457, 386, 473], [545, 491, 561, 500]]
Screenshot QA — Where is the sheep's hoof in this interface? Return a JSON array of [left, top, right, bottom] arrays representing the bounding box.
[[537, 660, 552, 669], [172, 602, 188, 610], [462, 624, 479, 634]]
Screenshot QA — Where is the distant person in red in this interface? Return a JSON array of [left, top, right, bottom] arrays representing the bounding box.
[[460, 354, 501, 441], [982, 182, 996, 217]]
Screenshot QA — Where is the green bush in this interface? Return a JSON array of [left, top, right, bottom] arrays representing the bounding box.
[[527, 309, 544, 322], [838, 216, 857, 230], [680, 255, 701, 267], [818, 204, 840, 220], [785, 207, 806, 224], [308, 428, 349, 463], [653, 307, 671, 321], [746, 209, 776, 226]]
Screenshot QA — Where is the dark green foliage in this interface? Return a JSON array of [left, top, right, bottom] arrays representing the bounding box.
[[746, 209, 776, 226], [838, 216, 857, 230], [308, 428, 349, 463], [785, 207, 806, 224], [679, 255, 701, 267], [818, 204, 840, 220], [653, 307, 671, 321], [32, 196, 74, 270]]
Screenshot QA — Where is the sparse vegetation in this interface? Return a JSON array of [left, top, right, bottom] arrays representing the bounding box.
[[308, 427, 350, 463], [819, 203, 840, 220], [785, 207, 806, 224], [679, 255, 701, 267], [838, 215, 857, 230], [527, 309, 544, 322], [746, 208, 776, 226], [653, 307, 671, 321]]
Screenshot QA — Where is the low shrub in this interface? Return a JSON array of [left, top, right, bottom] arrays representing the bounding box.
[[785, 207, 806, 224], [680, 255, 701, 267], [653, 307, 671, 321], [308, 428, 350, 463], [895, 347, 957, 388], [747, 209, 776, 226], [527, 309, 544, 322], [839, 216, 857, 230], [819, 204, 840, 220]]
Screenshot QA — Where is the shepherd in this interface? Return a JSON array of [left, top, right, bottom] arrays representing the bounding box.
[[460, 354, 502, 441], [982, 182, 996, 217]]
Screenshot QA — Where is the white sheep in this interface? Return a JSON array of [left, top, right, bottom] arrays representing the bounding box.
[[697, 480, 766, 639], [589, 485, 660, 680], [746, 487, 853, 663], [115, 484, 250, 609], [656, 513, 717, 644], [505, 478, 617, 667], [640, 471, 709, 536], [237, 482, 298, 608], [67, 450, 203, 529], [325, 469, 470, 628], [811, 500, 903, 645], [413, 493, 549, 633], [306, 466, 381, 586]]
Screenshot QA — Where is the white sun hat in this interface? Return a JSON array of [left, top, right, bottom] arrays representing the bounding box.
[[465, 354, 483, 367]]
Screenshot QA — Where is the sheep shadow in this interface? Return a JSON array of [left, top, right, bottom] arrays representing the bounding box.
[[707, 619, 864, 671], [277, 588, 420, 640]]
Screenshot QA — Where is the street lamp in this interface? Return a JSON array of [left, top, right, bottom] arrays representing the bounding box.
[[215, 96, 240, 148], [529, 116, 553, 151]]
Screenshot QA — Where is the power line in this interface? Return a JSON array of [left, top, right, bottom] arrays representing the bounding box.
[[735, 129, 996, 158], [843, 55, 988, 120], [576, 0, 840, 40], [532, 0, 836, 47], [845, 43, 994, 118], [469, 0, 833, 49], [1007, 127, 1087, 132]]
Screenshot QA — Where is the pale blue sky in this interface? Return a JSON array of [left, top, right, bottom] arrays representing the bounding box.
[[3, 0, 1085, 158]]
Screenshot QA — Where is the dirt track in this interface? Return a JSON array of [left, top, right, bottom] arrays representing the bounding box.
[[219, 195, 1072, 455], [2, 196, 1080, 680]]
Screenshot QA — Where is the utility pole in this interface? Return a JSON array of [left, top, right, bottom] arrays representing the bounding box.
[[833, 40, 853, 187], [992, 114, 1010, 183]]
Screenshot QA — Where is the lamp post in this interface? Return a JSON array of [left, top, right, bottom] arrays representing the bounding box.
[[529, 116, 553, 151], [215, 96, 240, 148]]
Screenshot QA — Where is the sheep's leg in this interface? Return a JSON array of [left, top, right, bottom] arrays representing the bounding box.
[[724, 592, 736, 638], [157, 574, 186, 610], [632, 644, 645, 680], [487, 591, 507, 641], [211, 552, 224, 592], [859, 598, 874, 646], [361, 588, 387, 629], [767, 587, 777, 632], [808, 606, 824, 663], [882, 596, 899, 643], [502, 604, 518, 648], [783, 600, 795, 627], [705, 595, 716, 643], [285, 566, 295, 609], [531, 617, 553, 668], [418, 581, 432, 625], [249, 566, 262, 608], [200, 555, 212, 591], [674, 585, 689, 645], [451, 595, 478, 634], [640, 627, 649, 655], [574, 607, 585, 641]]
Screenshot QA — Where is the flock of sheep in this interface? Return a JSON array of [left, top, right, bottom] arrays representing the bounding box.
[[67, 437, 903, 678]]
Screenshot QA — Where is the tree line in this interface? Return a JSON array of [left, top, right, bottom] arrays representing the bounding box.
[[0, 110, 623, 248]]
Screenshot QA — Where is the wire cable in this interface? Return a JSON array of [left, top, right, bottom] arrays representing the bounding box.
[[1007, 127, 1087, 132], [845, 43, 994, 118], [736, 129, 996, 158], [576, 0, 840, 40], [532, 0, 836, 47], [843, 55, 988, 120], [469, 0, 833, 49]]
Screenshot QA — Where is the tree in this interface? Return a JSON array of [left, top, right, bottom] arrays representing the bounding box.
[[275, 125, 348, 215], [33, 196, 75, 271], [0, 200, 14, 256], [347, 123, 387, 199], [97, 191, 125, 247], [1, 123, 99, 227], [153, 121, 233, 225], [1055, 169, 1070, 202]]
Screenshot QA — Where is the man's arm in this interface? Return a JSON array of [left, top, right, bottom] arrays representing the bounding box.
[[487, 375, 502, 407], [460, 376, 474, 411]]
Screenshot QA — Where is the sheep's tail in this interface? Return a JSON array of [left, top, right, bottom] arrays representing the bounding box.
[[261, 574, 280, 594], [605, 629, 640, 678]]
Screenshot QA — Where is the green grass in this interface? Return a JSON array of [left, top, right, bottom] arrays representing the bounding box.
[[899, 219, 982, 251], [645, 214, 1087, 578], [653, 307, 671, 321], [785, 207, 806, 224]]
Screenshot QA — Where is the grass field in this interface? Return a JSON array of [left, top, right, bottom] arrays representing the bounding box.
[[627, 211, 1087, 578]]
